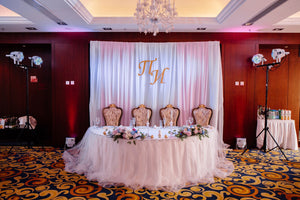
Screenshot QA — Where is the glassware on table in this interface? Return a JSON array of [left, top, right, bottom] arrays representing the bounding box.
[[159, 120, 163, 128], [185, 120, 189, 126], [94, 117, 101, 127], [169, 121, 173, 127], [188, 117, 194, 126], [132, 117, 136, 127], [146, 121, 150, 136], [163, 118, 166, 127], [129, 120, 133, 127]]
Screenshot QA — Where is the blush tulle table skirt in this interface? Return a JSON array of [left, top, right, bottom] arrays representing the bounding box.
[[63, 126, 233, 191]]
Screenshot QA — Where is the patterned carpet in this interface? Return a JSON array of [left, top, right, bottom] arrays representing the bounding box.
[[1, 146, 300, 200]]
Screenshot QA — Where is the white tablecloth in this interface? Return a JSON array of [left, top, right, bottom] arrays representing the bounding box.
[[63, 126, 233, 191], [256, 119, 298, 150]]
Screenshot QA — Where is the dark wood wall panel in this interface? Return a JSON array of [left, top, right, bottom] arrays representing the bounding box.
[[52, 42, 89, 145], [288, 46, 300, 136], [223, 43, 257, 147], [0, 32, 299, 147]]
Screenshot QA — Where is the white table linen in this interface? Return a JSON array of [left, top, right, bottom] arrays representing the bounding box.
[[63, 126, 233, 191], [256, 119, 298, 150]]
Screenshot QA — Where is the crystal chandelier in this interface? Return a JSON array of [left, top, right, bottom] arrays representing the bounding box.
[[134, 0, 178, 36]]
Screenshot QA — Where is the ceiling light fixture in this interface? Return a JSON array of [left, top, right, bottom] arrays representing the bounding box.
[[242, 22, 253, 26], [103, 27, 112, 31], [272, 28, 284, 31], [26, 27, 37, 30], [134, 0, 178, 36]]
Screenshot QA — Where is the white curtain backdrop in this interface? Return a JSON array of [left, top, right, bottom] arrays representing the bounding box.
[[89, 41, 224, 140]]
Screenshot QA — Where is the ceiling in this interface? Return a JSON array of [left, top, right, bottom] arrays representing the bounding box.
[[0, 0, 299, 34]]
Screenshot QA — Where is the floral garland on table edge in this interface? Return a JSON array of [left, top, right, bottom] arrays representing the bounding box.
[[171, 124, 209, 141], [107, 126, 145, 144]]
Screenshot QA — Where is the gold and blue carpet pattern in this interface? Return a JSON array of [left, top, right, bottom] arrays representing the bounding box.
[[1, 146, 300, 199]]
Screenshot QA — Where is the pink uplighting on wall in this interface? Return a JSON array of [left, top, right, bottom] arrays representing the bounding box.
[[67, 104, 77, 137], [66, 86, 78, 138]]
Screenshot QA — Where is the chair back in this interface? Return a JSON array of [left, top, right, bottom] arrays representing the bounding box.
[[103, 104, 123, 126], [18, 116, 37, 129], [192, 105, 213, 126], [132, 104, 152, 126], [159, 104, 180, 126]]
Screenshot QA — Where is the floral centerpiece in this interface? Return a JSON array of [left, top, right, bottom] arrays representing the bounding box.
[[171, 124, 209, 141], [108, 126, 145, 144]]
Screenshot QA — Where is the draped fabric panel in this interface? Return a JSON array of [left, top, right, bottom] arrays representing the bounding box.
[[89, 41, 224, 139]]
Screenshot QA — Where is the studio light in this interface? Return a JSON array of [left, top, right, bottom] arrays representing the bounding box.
[[29, 56, 43, 67], [271, 48, 290, 62], [6, 51, 43, 68], [243, 48, 290, 160], [6, 51, 24, 65], [251, 48, 289, 66], [5, 51, 43, 151], [252, 54, 266, 65], [134, 0, 178, 36]]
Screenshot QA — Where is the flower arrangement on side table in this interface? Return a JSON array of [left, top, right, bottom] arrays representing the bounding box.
[[171, 124, 209, 141], [108, 126, 145, 144]]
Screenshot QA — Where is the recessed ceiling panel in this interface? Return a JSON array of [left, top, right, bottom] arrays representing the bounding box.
[[275, 11, 300, 25], [79, 0, 230, 17], [0, 5, 20, 16], [289, 11, 300, 18]]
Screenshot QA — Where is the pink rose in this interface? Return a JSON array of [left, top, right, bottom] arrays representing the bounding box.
[[112, 130, 118, 135], [184, 130, 192, 136], [123, 133, 129, 139]]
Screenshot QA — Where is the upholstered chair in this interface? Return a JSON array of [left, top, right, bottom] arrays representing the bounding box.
[[159, 104, 180, 126], [192, 104, 213, 126], [132, 104, 152, 126], [102, 104, 123, 126], [18, 116, 37, 129]]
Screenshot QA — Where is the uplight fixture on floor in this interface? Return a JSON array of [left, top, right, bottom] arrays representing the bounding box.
[[134, 0, 178, 36], [65, 137, 76, 149], [236, 138, 247, 150]]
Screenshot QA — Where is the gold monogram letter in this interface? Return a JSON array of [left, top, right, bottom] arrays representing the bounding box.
[[138, 60, 149, 76], [138, 58, 170, 85], [150, 67, 170, 85]]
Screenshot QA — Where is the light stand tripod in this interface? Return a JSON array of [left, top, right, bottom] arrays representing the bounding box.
[[5, 52, 44, 153], [8, 65, 39, 153], [242, 62, 288, 161]]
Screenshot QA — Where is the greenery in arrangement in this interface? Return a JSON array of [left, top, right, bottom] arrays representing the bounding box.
[[172, 124, 209, 141], [107, 125, 208, 144], [108, 126, 145, 144]]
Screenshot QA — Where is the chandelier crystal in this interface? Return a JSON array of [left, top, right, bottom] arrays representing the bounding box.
[[134, 0, 178, 36]]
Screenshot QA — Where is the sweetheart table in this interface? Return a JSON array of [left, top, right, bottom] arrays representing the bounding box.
[[63, 126, 233, 191]]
